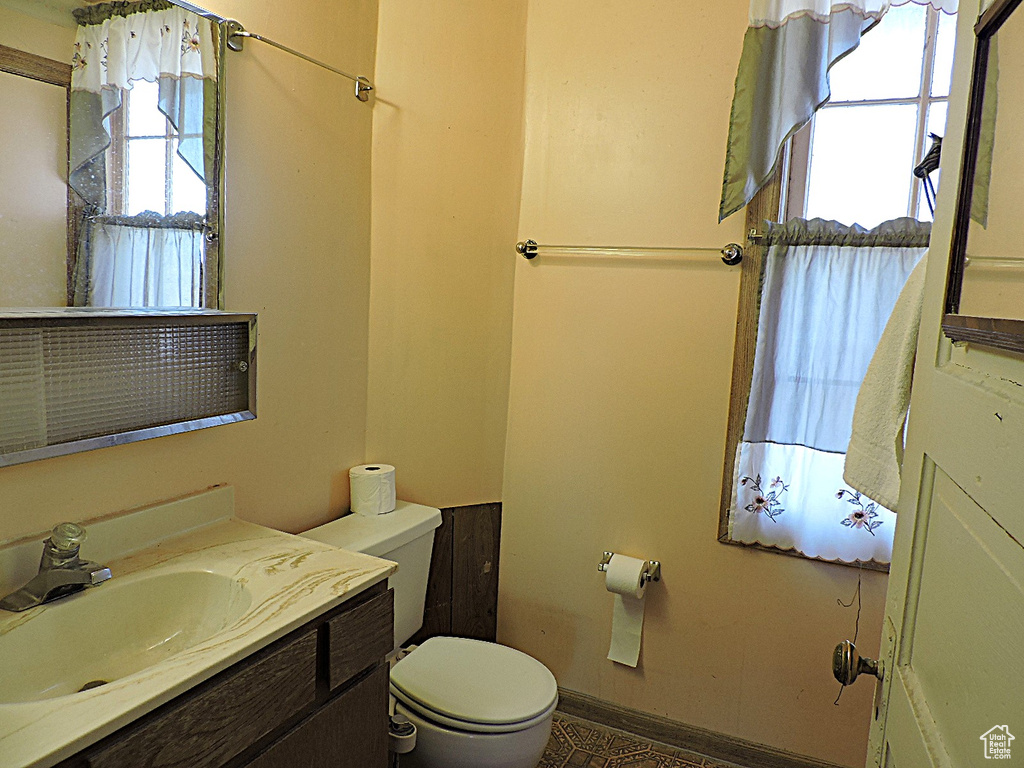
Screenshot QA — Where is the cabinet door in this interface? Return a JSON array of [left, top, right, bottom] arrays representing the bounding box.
[[327, 588, 394, 690], [87, 631, 317, 768], [244, 664, 390, 768]]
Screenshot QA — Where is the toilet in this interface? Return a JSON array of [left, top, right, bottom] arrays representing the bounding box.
[[302, 501, 557, 768]]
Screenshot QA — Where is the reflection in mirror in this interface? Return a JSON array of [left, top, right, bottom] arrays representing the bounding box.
[[959, 5, 1024, 321], [0, 0, 221, 310], [0, 45, 69, 307]]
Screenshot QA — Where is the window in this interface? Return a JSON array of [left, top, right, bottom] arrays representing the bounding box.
[[718, 4, 957, 567], [68, 4, 220, 310], [787, 4, 957, 227], [108, 79, 208, 217]]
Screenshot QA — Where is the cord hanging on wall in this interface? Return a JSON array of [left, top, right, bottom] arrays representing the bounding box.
[[223, 20, 374, 102]]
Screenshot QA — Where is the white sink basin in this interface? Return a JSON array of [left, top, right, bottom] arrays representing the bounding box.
[[0, 570, 251, 704], [0, 491, 397, 768]]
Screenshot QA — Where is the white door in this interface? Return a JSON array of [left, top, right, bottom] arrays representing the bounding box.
[[854, 1, 1024, 765]]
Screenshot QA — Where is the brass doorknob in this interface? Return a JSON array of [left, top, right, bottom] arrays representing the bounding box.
[[832, 640, 882, 686]]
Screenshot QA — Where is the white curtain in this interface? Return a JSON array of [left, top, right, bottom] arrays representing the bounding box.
[[750, 0, 956, 27], [721, 0, 958, 221], [71, 6, 216, 93], [76, 214, 204, 308], [68, 2, 216, 309], [727, 219, 928, 564], [70, 2, 218, 205]]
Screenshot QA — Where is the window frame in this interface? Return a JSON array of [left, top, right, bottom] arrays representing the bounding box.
[[716, 166, 890, 573], [786, 6, 951, 224], [107, 81, 207, 218]]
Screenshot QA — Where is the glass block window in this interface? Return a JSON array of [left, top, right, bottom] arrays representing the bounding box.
[[0, 313, 254, 464]]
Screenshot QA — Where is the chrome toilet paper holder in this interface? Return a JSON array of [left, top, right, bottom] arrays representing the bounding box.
[[598, 551, 661, 585]]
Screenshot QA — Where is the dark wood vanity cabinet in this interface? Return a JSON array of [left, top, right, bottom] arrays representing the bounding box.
[[58, 583, 394, 768]]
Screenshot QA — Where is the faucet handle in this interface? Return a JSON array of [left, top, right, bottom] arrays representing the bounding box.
[[49, 522, 87, 552]]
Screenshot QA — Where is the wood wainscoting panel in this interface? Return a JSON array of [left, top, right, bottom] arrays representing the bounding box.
[[411, 507, 454, 643], [451, 502, 501, 641], [409, 502, 501, 645]]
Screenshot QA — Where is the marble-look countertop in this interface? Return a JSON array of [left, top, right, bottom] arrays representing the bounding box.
[[0, 514, 396, 768]]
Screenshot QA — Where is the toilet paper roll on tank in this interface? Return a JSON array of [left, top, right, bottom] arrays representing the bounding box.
[[349, 464, 397, 516]]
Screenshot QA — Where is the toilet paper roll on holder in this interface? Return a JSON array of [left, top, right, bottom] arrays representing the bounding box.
[[598, 551, 661, 585]]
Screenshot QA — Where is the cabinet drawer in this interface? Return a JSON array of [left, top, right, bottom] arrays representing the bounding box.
[[328, 588, 394, 689], [87, 630, 317, 768], [242, 664, 389, 768]]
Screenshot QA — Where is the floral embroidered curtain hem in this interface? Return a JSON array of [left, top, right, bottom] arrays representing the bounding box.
[[726, 218, 929, 565]]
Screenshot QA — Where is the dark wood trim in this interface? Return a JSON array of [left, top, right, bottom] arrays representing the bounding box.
[[410, 502, 502, 645], [945, 22, 989, 317], [717, 168, 783, 542], [942, 314, 1024, 355], [451, 502, 501, 641], [976, 0, 1022, 34], [557, 689, 845, 768], [409, 507, 453, 644], [0, 43, 71, 87]]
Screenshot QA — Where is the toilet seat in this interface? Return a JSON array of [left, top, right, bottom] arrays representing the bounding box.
[[391, 686, 557, 734], [390, 637, 558, 734]]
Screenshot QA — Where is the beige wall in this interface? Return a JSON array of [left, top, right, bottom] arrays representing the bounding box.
[[1, 2, 892, 763], [0, 0, 377, 543], [0, 7, 76, 308], [499, 1, 887, 766], [0, 71, 68, 307], [365, 1, 527, 507]]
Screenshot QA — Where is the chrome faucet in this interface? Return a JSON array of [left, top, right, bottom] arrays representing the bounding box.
[[0, 523, 111, 612]]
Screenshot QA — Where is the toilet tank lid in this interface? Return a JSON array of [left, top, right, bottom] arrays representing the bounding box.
[[300, 501, 441, 557]]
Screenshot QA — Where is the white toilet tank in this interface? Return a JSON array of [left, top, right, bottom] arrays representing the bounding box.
[[301, 501, 442, 650]]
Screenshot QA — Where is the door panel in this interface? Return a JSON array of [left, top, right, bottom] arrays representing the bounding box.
[[870, 0, 1024, 764], [914, 471, 1024, 752], [886, 668, 951, 767], [885, 467, 1024, 766]]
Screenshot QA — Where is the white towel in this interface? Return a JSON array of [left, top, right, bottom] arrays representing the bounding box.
[[843, 254, 928, 512]]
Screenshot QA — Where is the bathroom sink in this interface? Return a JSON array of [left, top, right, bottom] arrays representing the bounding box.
[[0, 570, 251, 704]]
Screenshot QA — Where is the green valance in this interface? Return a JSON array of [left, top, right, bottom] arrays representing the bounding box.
[[72, 0, 176, 26]]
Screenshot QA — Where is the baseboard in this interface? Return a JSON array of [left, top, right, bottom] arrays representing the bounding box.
[[556, 688, 847, 768]]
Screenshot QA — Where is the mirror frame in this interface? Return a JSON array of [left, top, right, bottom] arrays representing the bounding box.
[[943, 0, 1024, 353], [0, 3, 252, 469]]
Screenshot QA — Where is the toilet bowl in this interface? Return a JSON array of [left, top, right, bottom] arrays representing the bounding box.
[[390, 636, 557, 768], [302, 501, 557, 768]]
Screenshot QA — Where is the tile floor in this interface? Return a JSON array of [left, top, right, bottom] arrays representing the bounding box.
[[540, 714, 743, 768]]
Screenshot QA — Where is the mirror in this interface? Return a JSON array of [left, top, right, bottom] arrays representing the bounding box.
[[0, 0, 223, 310], [944, 0, 1024, 351]]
